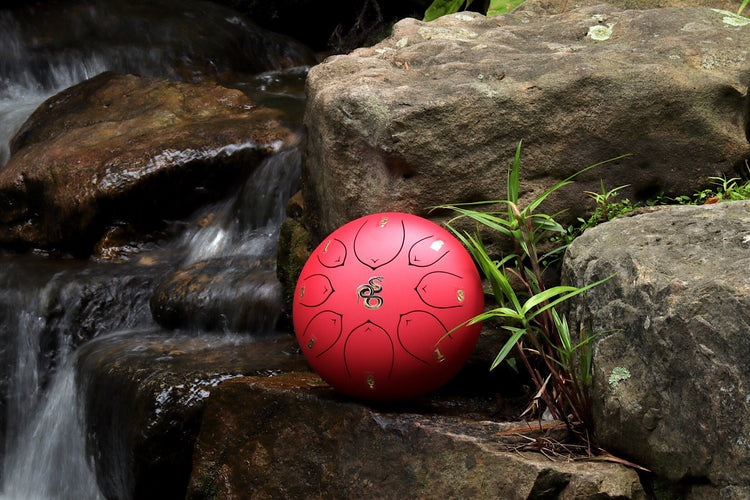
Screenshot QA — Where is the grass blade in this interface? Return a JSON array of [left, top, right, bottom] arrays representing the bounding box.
[[490, 327, 527, 370], [508, 140, 522, 204]]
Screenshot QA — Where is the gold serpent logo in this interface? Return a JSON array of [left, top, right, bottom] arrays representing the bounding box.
[[357, 277, 384, 310]]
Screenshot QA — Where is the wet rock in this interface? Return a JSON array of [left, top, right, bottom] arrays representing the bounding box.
[[0, 71, 297, 254], [2, 0, 317, 86], [187, 372, 646, 499], [0, 256, 169, 372], [76, 330, 309, 500], [0, 255, 173, 484], [563, 200, 750, 497], [150, 257, 284, 332], [92, 224, 168, 263], [276, 190, 311, 311], [302, 5, 750, 243]]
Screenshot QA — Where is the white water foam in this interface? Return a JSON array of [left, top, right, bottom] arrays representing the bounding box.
[[182, 147, 301, 264], [0, 365, 104, 500], [0, 309, 104, 499]]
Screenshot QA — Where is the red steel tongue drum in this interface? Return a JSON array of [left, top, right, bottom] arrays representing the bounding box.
[[293, 212, 484, 401]]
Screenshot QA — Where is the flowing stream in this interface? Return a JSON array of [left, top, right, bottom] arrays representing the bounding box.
[[0, 1, 308, 497]]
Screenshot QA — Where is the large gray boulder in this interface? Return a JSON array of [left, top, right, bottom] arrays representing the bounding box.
[[562, 200, 750, 497], [302, 5, 750, 242]]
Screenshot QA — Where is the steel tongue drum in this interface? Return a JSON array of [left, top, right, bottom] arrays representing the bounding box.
[[292, 212, 484, 401]]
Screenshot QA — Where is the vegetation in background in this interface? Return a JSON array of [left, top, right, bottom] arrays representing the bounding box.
[[423, 0, 530, 21], [433, 142, 625, 448], [673, 175, 750, 204], [566, 174, 750, 240], [561, 181, 638, 242], [433, 140, 750, 451]]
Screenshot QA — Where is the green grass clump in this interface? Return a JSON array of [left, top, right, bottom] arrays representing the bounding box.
[[433, 141, 749, 448], [567, 175, 750, 239], [672, 176, 750, 205], [433, 142, 623, 446]]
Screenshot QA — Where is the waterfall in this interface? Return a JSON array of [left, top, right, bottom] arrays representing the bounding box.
[[181, 147, 301, 265], [0, 97, 304, 500], [0, 300, 103, 499], [1, 364, 104, 500], [0, 0, 310, 496], [0, 259, 163, 499], [0, 91, 52, 168], [0, 0, 311, 167], [0, 14, 162, 493], [0, 10, 109, 167]]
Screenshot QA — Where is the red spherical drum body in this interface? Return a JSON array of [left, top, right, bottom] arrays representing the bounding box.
[[292, 212, 484, 401]]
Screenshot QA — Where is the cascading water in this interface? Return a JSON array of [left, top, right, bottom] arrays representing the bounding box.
[[0, 11, 107, 167], [0, 157, 304, 498], [0, 258, 166, 499], [1, 323, 104, 499], [0, 1, 310, 497], [181, 148, 301, 265], [0, 282, 100, 499]]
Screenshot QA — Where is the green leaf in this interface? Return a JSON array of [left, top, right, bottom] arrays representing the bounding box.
[[445, 206, 516, 237], [521, 285, 580, 315], [531, 215, 564, 234], [507, 140, 522, 204], [526, 274, 616, 321], [551, 308, 573, 352], [487, 0, 527, 16], [486, 0, 506, 16], [572, 328, 618, 351], [740, 0, 749, 16], [423, 0, 468, 21], [506, 357, 518, 372], [490, 327, 527, 370], [473, 252, 522, 311], [451, 231, 518, 308]]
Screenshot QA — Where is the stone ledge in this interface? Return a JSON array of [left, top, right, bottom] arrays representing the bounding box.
[[187, 372, 646, 499]]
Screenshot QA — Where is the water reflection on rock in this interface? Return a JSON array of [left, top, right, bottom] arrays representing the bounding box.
[[76, 329, 308, 500]]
